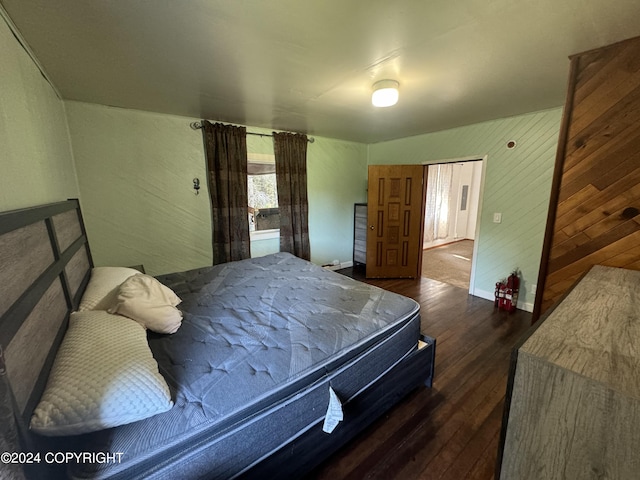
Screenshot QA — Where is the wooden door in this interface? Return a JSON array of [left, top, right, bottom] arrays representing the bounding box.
[[366, 165, 427, 278]]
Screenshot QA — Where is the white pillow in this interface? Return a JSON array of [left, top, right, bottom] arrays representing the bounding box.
[[78, 266, 141, 311], [108, 274, 183, 334], [30, 311, 173, 436]]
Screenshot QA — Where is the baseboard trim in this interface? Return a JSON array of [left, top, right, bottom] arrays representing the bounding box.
[[323, 260, 353, 271]]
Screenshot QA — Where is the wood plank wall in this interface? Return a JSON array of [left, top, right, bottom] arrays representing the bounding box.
[[534, 35, 640, 319]]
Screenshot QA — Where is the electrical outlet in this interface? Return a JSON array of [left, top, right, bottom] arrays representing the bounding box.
[[493, 212, 502, 223], [531, 284, 537, 294]]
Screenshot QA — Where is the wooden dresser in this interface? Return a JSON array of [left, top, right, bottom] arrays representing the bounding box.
[[497, 265, 640, 479]]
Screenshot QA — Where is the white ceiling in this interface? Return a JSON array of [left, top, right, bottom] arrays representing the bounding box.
[[3, 0, 640, 143]]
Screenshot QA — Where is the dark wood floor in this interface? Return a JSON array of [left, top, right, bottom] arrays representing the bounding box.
[[308, 268, 532, 480]]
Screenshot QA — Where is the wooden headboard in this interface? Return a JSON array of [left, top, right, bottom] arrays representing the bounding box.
[[0, 199, 93, 437]]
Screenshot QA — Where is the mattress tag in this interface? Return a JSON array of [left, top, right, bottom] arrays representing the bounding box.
[[322, 386, 343, 434]]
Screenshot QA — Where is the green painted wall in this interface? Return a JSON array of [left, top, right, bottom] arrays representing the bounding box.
[[65, 102, 213, 275], [66, 102, 367, 275], [369, 108, 563, 309], [0, 18, 78, 211], [308, 137, 368, 264]]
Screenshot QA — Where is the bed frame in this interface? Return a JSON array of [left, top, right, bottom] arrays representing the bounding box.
[[0, 199, 92, 477], [0, 199, 435, 479]]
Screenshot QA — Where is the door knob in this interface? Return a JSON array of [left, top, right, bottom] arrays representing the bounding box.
[[370, 225, 374, 230]]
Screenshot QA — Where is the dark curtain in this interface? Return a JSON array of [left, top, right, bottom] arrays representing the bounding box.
[[202, 121, 251, 264], [273, 132, 310, 260]]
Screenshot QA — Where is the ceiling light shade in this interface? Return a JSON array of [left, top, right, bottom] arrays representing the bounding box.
[[372, 80, 399, 107]]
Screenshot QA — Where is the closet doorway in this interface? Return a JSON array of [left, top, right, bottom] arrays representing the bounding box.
[[422, 159, 483, 290]]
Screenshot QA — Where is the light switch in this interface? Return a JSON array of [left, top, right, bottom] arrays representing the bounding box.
[[493, 212, 502, 223]]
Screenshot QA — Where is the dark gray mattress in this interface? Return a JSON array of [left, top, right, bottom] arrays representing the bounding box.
[[54, 253, 420, 479]]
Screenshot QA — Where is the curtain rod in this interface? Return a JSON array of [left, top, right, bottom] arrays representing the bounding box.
[[190, 121, 314, 143]]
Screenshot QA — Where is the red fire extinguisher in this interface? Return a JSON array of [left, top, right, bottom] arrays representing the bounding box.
[[494, 281, 504, 308], [506, 269, 520, 312], [495, 269, 520, 312]]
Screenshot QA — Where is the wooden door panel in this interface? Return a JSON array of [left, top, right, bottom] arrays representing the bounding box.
[[366, 165, 426, 278]]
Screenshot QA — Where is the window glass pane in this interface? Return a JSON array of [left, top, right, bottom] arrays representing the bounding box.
[[248, 174, 277, 209], [248, 173, 279, 232]]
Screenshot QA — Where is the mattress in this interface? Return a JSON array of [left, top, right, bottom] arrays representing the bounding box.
[[53, 253, 420, 479]]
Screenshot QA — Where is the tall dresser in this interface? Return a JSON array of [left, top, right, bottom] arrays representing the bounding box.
[[353, 203, 367, 266], [497, 266, 640, 479]]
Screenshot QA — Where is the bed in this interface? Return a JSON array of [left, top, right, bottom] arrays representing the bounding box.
[[0, 199, 435, 479]]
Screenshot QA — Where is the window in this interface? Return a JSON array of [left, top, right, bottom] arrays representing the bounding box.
[[248, 154, 279, 237]]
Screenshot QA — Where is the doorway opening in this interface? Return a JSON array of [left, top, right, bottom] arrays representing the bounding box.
[[422, 159, 483, 290]]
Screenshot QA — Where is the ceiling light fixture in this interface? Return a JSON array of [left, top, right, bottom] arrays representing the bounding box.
[[371, 79, 399, 107]]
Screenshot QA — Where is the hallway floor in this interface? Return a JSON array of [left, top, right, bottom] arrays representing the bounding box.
[[422, 240, 474, 290]]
